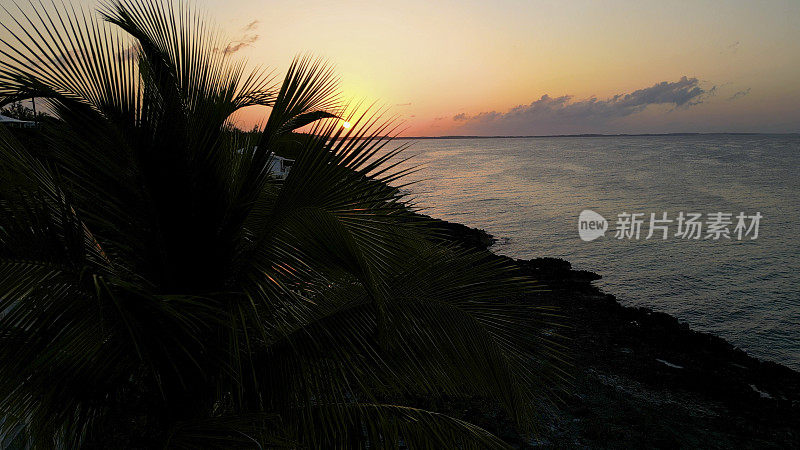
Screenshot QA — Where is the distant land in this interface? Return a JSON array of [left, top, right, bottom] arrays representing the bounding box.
[[395, 132, 800, 140]]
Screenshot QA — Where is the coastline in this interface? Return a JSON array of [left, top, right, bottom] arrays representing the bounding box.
[[428, 214, 800, 447], [394, 132, 800, 140]]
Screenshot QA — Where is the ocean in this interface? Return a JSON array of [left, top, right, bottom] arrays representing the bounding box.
[[393, 135, 800, 370]]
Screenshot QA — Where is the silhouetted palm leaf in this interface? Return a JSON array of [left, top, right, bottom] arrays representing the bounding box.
[[0, 1, 563, 447]]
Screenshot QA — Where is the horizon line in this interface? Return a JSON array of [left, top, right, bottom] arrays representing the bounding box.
[[393, 132, 800, 139]]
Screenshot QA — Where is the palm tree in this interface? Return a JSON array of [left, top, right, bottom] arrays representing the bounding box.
[[0, 0, 563, 447]]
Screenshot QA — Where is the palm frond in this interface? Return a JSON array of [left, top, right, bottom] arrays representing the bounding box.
[[289, 403, 511, 449], [0, 1, 565, 447]]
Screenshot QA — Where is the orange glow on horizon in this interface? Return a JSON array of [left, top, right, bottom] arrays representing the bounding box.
[[209, 0, 799, 135]]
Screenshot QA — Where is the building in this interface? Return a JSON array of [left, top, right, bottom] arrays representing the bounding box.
[[0, 113, 36, 128]]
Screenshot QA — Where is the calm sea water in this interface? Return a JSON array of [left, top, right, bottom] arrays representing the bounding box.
[[393, 135, 800, 370]]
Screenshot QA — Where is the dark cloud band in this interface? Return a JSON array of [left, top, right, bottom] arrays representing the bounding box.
[[452, 77, 714, 134]]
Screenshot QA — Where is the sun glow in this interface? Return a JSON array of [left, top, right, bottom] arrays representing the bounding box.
[[341, 121, 352, 129]]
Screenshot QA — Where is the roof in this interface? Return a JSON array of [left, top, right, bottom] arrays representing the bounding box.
[[0, 113, 33, 124]]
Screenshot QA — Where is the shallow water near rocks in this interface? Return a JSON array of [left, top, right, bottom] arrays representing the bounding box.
[[393, 135, 800, 370]]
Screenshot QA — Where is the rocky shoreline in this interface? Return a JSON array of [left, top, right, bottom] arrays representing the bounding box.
[[428, 214, 800, 448]]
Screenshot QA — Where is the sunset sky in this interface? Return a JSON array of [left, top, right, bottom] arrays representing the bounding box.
[[203, 0, 798, 136], [12, 0, 800, 136]]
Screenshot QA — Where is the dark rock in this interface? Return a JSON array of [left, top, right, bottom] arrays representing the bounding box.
[[415, 213, 496, 249], [424, 213, 800, 447]]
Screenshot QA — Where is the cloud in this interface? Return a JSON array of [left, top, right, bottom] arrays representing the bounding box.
[[450, 77, 714, 135], [218, 35, 259, 54], [724, 40, 740, 54], [54, 49, 87, 65], [53, 44, 138, 64], [242, 20, 259, 32], [216, 20, 261, 55], [118, 44, 140, 61], [728, 88, 750, 101]]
